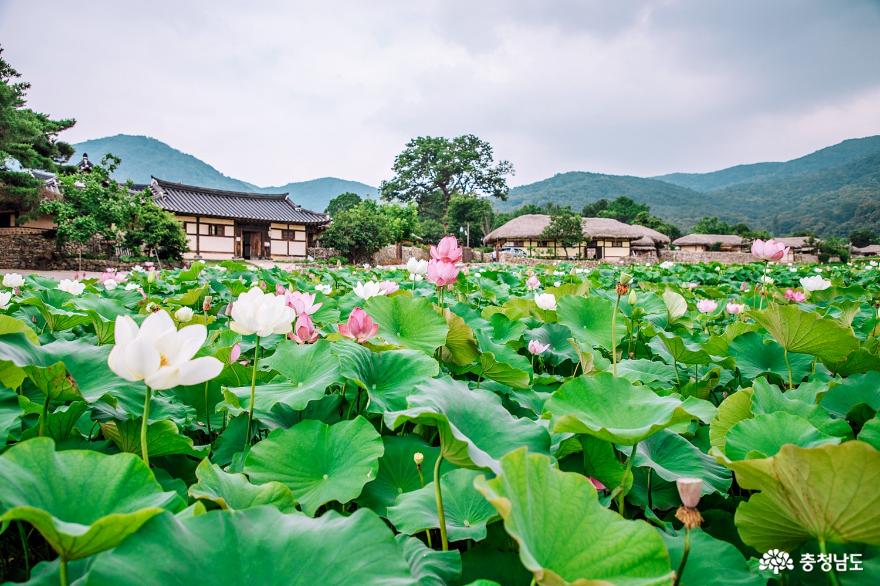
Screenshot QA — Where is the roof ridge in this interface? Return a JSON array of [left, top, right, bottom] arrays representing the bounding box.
[[152, 177, 290, 200]]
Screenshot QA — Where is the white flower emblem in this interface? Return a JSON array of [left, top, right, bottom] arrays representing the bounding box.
[[759, 549, 793, 574]]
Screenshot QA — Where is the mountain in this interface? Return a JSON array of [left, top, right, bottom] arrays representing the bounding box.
[[654, 136, 880, 192], [70, 135, 377, 212], [506, 136, 880, 235]]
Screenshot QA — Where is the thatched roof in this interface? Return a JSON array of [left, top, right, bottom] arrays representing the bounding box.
[[631, 236, 657, 249], [774, 236, 816, 250], [631, 224, 670, 245], [854, 244, 880, 255], [483, 214, 644, 243], [673, 233, 744, 247]]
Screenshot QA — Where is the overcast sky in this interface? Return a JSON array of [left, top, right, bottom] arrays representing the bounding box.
[[2, 0, 879, 187]]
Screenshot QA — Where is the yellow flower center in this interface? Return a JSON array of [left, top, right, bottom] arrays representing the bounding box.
[[160, 355, 170, 367]]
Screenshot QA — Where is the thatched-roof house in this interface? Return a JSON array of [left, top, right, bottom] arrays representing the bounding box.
[[774, 236, 818, 253], [672, 233, 745, 252], [483, 214, 643, 259], [853, 244, 880, 257], [630, 224, 670, 256]]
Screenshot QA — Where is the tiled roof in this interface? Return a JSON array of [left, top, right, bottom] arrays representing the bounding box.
[[150, 178, 329, 225]]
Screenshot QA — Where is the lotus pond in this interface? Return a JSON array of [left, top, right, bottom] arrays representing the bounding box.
[[1, 256, 879, 585]]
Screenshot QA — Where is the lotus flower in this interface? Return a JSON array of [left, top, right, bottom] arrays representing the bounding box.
[[379, 280, 399, 294], [290, 313, 319, 344], [526, 275, 540, 290], [108, 310, 223, 391], [353, 280, 388, 300], [284, 290, 323, 316], [315, 283, 332, 294], [338, 307, 379, 343], [103, 279, 118, 290], [751, 239, 789, 262], [174, 307, 194, 323], [430, 236, 463, 264], [739, 282, 750, 292], [426, 260, 460, 287], [527, 339, 550, 355], [725, 302, 745, 315], [676, 477, 703, 508], [407, 257, 429, 276], [2, 273, 24, 288], [799, 275, 831, 292], [785, 289, 806, 303], [230, 287, 296, 337], [696, 299, 718, 314], [229, 343, 241, 363], [589, 477, 607, 491], [0, 291, 11, 310], [58, 279, 85, 296], [534, 293, 557, 311]]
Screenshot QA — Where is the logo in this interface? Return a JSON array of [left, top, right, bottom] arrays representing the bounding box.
[[760, 550, 794, 574]]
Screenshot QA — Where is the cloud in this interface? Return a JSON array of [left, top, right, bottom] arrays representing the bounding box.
[[1, 0, 878, 185]]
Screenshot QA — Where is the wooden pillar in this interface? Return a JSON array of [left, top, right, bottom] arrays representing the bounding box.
[[195, 215, 201, 257]]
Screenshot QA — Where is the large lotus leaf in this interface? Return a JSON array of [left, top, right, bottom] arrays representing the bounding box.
[[358, 435, 442, 516], [479, 351, 531, 389], [20, 400, 88, 446], [0, 438, 179, 560], [661, 289, 687, 323], [659, 528, 764, 586], [244, 416, 383, 516], [1, 388, 23, 441], [188, 459, 296, 512], [728, 331, 813, 382], [100, 418, 210, 458], [725, 442, 880, 552], [820, 371, 880, 418], [616, 359, 677, 386], [749, 378, 851, 438], [84, 506, 417, 585], [723, 411, 841, 461], [0, 315, 39, 344], [338, 342, 439, 413], [489, 313, 528, 344], [261, 338, 341, 394], [709, 389, 753, 451], [384, 377, 551, 474], [474, 448, 673, 586], [749, 304, 859, 364], [649, 333, 710, 365], [523, 323, 579, 366], [544, 373, 702, 445], [441, 309, 480, 366], [858, 415, 880, 450], [221, 382, 327, 423], [557, 294, 625, 351], [633, 429, 731, 495], [20, 297, 90, 331], [581, 435, 632, 494], [364, 295, 449, 354], [396, 534, 462, 586], [387, 468, 499, 542]]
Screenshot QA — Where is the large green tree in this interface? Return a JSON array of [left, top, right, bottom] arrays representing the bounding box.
[[380, 135, 513, 230], [325, 192, 362, 217], [447, 194, 494, 246], [0, 46, 75, 213], [541, 210, 584, 248], [320, 200, 394, 263]]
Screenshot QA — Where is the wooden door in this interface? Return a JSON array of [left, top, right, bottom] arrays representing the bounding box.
[[249, 231, 262, 259]]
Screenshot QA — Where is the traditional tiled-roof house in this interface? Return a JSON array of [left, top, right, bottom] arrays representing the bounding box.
[[150, 178, 329, 261]]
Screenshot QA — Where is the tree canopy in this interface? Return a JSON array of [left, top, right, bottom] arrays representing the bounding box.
[[325, 192, 363, 217], [380, 135, 513, 230], [541, 210, 584, 248]]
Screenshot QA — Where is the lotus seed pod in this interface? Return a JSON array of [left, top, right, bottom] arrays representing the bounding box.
[[413, 452, 424, 466], [676, 477, 703, 508]]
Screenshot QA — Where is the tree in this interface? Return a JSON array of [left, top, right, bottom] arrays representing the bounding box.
[[582, 199, 609, 217], [598, 196, 649, 224], [381, 202, 419, 243], [692, 216, 734, 234], [0, 45, 75, 214], [325, 192, 362, 217], [447, 194, 494, 245], [380, 135, 513, 229], [541, 211, 584, 249], [849, 229, 877, 248], [124, 199, 188, 261], [320, 200, 394, 263]]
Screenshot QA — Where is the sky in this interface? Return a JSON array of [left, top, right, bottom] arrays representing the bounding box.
[[1, 0, 879, 187]]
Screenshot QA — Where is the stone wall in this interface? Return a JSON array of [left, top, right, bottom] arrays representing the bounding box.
[[659, 250, 819, 264], [307, 247, 340, 260]]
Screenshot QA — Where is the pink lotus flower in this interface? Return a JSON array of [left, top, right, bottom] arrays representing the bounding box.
[[739, 282, 750, 292], [726, 302, 746, 315], [379, 280, 399, 294], [229, 343, 241, 364], [527, 339, 550, 355], [283, 290, 322, 316], [290, 313, 319, 344], [751, 239, 790, 262], [589, 477, 607, 491], [676, 477, 703, 508], [785, 288, 806, 303], [526, 275, 540, 290], [338, 307, 379, 343], [430, 236, 463, 264], [427, 259, 460, 287], [696, 299, 718, 314]]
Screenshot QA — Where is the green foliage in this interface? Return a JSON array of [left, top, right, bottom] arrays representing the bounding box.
[[584, 196, 681, 239], [123, 199, 188, 261], [447, 194, 494, 245], [381, 202, 419, 243], [850, 229, 878, 248], [325, 191, 362, 217], [380, 135, 513, 227], [319, 200, 394, 262], [540, 210, 583, 248]]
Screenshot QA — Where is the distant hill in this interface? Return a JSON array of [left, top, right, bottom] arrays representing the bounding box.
[[505, 136, 880, 235], [655, 136, 880, 192], [70, 135, 377, 212]]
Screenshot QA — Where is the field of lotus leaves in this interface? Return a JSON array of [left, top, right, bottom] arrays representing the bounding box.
[[1, 247, 879, 585]]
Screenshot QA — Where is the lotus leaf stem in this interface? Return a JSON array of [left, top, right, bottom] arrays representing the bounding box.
[[17, 521, 30, 579], [39, 393, 50, 437], [818, 538, 840, 586], [244, 336, 261, 450], [784, 348, 794, 389], [59, 556, 69, 586], [433, 453, 449, 551], [611, 294, 620, 376], [141, 386, 152, 466], [672, 526, 690, 586], [617, 442, 638, 515]]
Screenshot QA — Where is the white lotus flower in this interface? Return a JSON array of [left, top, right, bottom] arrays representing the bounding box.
[[315, 283, 332, 294], [660, 261, 674, 269], [58, 279, 85, 296], [534, 292, 557, 311], [230, 287, 295, 337], [406, 257, 428, 275], [0, 291, 11, 310], [799, 275, 831, 292], [104, 279, 118, 290], [353, 280, 387, 300], [758, 275, 774, 285], [108, 310, 223, 391], [125, 282, 141, 291], [2, 273, 24, 288], [175, 307, 194, 322]]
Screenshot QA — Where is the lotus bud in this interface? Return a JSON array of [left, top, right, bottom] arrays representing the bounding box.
[[145, 302, 159, 313], [618, 272, 633, 286], [147, 268, 156, 283], [202, 295, 213, 312], [413, 452, 424, 467], [627, 289, 637, 305]]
